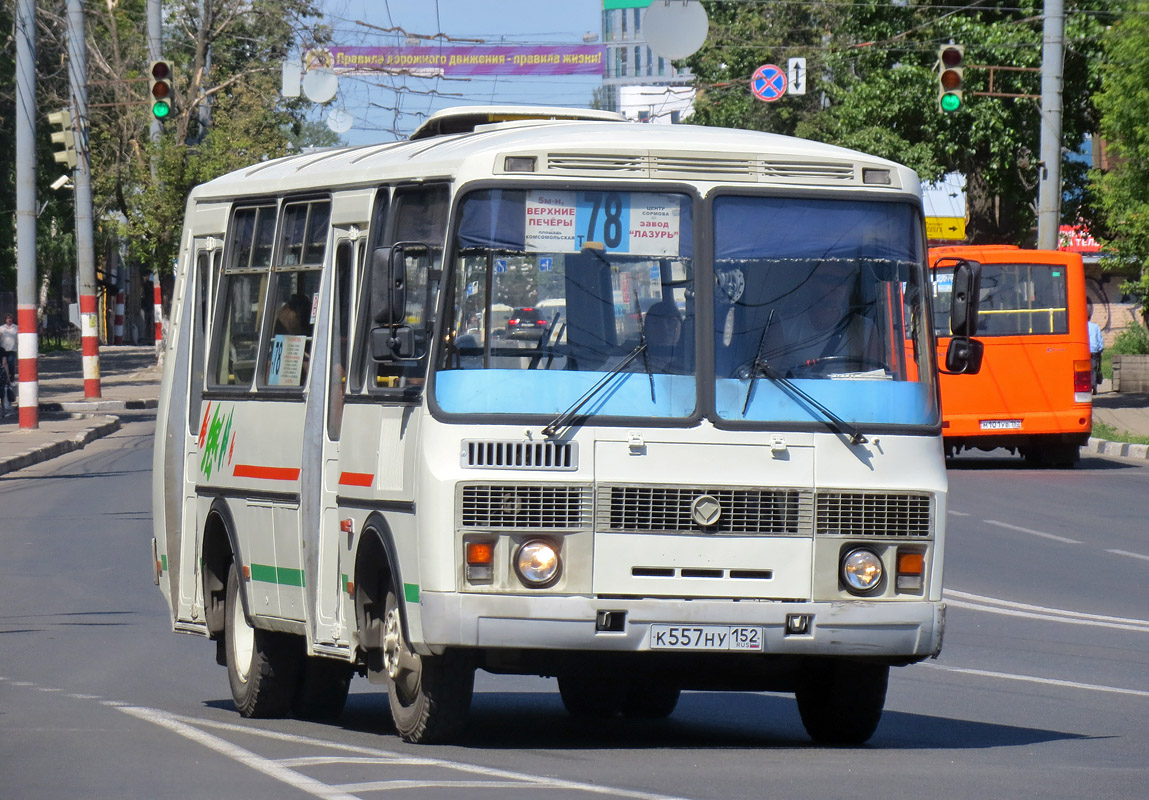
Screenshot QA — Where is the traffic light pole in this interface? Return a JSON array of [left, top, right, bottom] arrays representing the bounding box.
[[1036, 0, 1065, 250], [67, 0, 101, 398], [14, 0, 38, 428]]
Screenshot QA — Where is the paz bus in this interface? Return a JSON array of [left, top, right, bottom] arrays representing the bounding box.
[[929, 245, 1091, 467], [152, 105, 982, 746]]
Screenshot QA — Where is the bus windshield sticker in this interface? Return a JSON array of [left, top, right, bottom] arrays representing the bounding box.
[[933, 272, 953, 296], [524, 190, 681, 256]]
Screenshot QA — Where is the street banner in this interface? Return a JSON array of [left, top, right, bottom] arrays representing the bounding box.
[[324, 45, 605, 77]]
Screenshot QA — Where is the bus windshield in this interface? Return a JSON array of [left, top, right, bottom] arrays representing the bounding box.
[[434, 188, 697, 419], [932, 261, 1069, 337], [432, 189, 937, 429], [711, 196, 938, 428]]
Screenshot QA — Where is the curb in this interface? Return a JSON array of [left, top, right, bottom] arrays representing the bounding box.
[[0, 415, 122, 477], [1086, 436, 1149, 461]]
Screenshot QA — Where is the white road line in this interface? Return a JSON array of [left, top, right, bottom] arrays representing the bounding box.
[[122, 706, 698, 800], [118, 705, 361, 800], [922, 663, 1149, 699], [944, 598, 1149, 633], [983, 519, 1081, 544], [947, 510, 971, 516], [945, 589, 1149, 629], [1107, 549, 1149, 563], [337, 780, 539, 793]]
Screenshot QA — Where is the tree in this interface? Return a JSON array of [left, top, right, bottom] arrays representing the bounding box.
[[1091, 1, 1149, 318], [685, 1, 1112, 245]]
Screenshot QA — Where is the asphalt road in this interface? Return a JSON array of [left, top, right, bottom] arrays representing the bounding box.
[[1, 415, 1147, 799]]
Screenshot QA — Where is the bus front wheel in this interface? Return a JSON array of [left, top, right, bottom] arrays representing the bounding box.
[[224, 562, 300, 718], [383, 590, 474, 743], [795, 660, 888, 746]]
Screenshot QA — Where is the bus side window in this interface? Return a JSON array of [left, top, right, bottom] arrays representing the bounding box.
[[350, 189, 389, 394], [188, 248, 220, 433], [210, 205, 277, 388], [328, 241, 353, 440], [260, 199, 330, 389], [365, 185, 448, 393]]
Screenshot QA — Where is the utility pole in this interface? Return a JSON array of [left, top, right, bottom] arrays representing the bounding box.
[[14, 0, 39, 429], [67, 0, 101, 398], [1036, 0, 1065, 250]]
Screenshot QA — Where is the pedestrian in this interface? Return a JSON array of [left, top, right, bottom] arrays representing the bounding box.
[[1087, 302, 1103, 393], [0, 312, 16, 416]]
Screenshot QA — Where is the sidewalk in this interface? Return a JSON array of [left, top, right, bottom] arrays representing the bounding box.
[[0, 345, 162, 477], [1, 348, 1148, 475]]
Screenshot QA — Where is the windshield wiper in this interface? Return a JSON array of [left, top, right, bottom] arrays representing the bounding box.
[[542, 342, 648, 439], [741, 311, 867, 445]]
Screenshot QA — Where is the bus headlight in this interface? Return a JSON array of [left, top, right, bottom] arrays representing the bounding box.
[[841, 547, 883, 594], [514, 539, 561, 587]]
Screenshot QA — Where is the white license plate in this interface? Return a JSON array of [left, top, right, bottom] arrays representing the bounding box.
[[649, 625, 763, 651], [980, 419, 1022, 430]]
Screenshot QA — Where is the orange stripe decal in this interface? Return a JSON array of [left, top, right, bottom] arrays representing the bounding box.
[[233, 464, 301, 481], [339, 471, 374, 487]]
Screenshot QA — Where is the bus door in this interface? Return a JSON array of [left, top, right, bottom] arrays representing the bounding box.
[[337, 186, 448, 617], [308, 229, 362, 646]]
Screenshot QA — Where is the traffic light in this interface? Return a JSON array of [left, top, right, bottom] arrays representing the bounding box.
[[149, 60, 174, 120], [937, 45, 964, 113], [47, 109, 78, 169]]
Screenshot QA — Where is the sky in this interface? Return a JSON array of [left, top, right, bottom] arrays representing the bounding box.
[[316, 0, 607, 144]]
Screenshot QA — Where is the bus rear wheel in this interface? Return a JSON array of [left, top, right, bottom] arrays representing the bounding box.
[[224, 562, 300, 718], [383, 590, 474, 743], [795, 660, 888, 746]]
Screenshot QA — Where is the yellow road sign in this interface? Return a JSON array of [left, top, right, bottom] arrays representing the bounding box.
[[926, 216, 966, 240]]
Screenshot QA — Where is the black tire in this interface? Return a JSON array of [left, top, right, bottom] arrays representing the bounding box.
[[224, 562, 300, 718], [557, 673, 627, 719], [795, 660, 888, 746], [622, 679, 680, 719], [293, 656, 353, 722], [383, 590, 474, 743]]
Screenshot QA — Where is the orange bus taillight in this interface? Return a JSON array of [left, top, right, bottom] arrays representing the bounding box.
[[1073, 360, 1092, 394]]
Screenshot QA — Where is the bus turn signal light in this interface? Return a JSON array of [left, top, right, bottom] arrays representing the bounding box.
[[465, 540, 495, 583], [897, 550, 925, 592]]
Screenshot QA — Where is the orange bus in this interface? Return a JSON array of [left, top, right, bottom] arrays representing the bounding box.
[[929, 245, 1092, 467]]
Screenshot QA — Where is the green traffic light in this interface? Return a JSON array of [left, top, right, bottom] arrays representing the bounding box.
[[940, 93, 961, 113], [152, 99, 171, 120]]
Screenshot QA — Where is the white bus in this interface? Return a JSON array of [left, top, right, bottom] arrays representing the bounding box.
[[152, 106, 981, 746]]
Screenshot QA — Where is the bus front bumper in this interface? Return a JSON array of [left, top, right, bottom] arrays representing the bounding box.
[[418, 592, 945, 659]]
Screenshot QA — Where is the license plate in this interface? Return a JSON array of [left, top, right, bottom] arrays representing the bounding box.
[[649, 625, 763, 651], [980, 419, 1022, 430]]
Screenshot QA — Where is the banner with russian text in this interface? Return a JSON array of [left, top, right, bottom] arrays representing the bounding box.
[[328, 46, 605, 76]]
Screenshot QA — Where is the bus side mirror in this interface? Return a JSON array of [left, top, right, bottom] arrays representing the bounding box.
[[370, 325, 416, 360], [372, 244, 414, 326], [944, 336, 984, 374], [949, 259, 982, 338]]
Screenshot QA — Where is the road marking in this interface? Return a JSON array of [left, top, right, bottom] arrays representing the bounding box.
[[1107, 549, 1149, 562], [945, 589, 1149, 633], [947, 510, 971, 516], [117, 705, 698, 800], [922, 663, 1149, 699], [983, 519, 1081, 544]]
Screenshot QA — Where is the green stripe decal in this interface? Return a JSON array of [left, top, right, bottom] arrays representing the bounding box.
[[404, 583, 420, 604], [249, 563, 306, 587], [160, 554, 168, 571]]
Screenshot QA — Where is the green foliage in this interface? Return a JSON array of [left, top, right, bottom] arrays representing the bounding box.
[[686, 1, 1112, 244], [1092, 1, 1149, 317], [1111, 322, 1149, 355]]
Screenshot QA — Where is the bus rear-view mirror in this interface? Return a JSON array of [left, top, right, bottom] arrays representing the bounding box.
[[947, 258, 981, 338], [371, 324, 416, 361], [944, 336, 984, 374]]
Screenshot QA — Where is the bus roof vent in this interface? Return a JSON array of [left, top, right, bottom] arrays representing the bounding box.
[[650, 153, 758, 181], [759, 160, 856, 183], [546, 152, 647, 175], [462, 439, 579, 471]]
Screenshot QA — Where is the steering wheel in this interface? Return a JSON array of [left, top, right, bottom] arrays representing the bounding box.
[[786, 355, 887, 378]]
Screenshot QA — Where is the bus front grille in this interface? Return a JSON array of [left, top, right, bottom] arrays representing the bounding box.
[[815, 491, 933, 537], [459, 484, 592, 529], [462, 439, 578, 471], [595, 485, 814, 536]]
